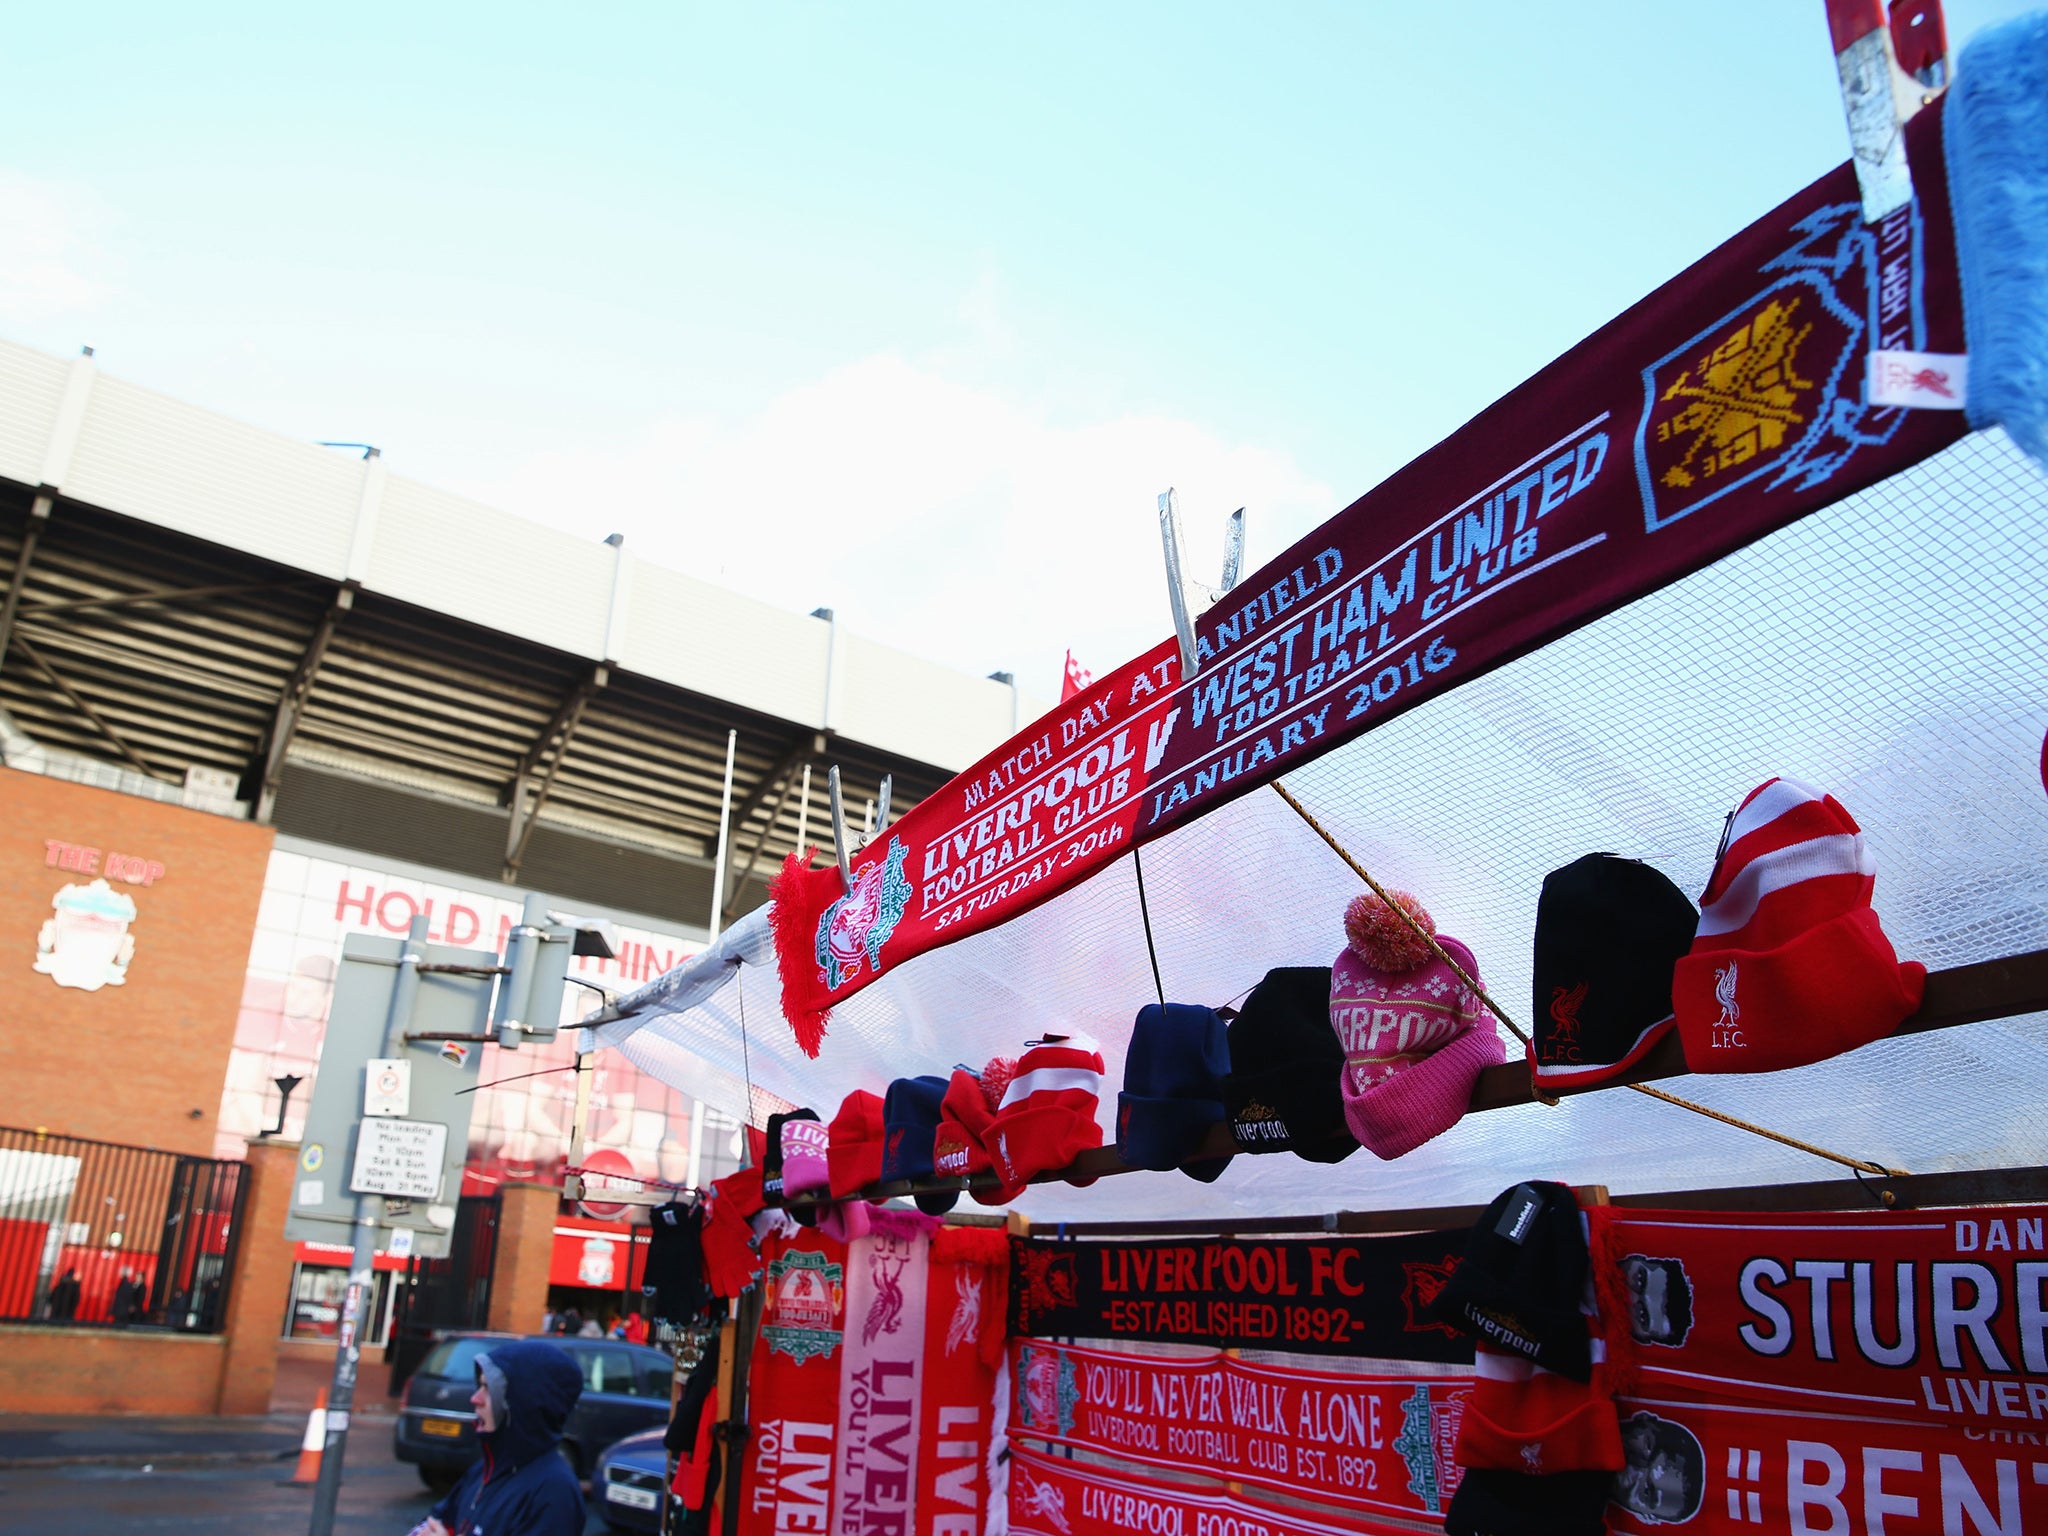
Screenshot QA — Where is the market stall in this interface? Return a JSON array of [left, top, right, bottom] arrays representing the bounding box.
[[581, 13, 2048, 1536]]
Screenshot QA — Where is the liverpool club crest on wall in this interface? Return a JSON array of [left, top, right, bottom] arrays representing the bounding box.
[[34, 878, 137, 991]]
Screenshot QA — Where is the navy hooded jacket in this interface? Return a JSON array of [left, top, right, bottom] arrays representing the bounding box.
[[429, 1339, 585, 1536]]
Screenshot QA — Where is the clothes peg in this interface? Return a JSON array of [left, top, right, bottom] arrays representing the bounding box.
[[826, 765, 854, 894]]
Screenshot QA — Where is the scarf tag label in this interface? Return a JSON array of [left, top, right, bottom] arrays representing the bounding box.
[[1868, 349, 1968, 408]]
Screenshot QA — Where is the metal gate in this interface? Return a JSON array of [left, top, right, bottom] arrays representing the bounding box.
[[0, 1126, 247, 1331], [383, 1192, 501, 1391]]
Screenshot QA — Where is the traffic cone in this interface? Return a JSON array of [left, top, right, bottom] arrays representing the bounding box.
[[289, 1388, 328, 1484]]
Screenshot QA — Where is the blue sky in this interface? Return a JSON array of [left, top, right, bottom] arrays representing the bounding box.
[[4, 2, 2034, 694]]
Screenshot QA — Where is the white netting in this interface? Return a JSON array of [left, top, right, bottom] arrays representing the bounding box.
[[591, 428, 2048, 1221]]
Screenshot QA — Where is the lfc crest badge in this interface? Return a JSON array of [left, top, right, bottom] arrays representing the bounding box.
[[1015, 1344, 1079, 1437], [1392, 1380, 1471, 1514], [814, 836, 911, 990], [1400, 1256, 1462, 1337], [34, 878, 137, 992], [761, 1247, 846, 1364]]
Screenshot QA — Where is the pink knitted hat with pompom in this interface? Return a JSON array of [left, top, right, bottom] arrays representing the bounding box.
[[1329, 894, 1502, 1160]]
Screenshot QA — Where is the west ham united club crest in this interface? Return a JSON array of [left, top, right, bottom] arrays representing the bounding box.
[[1635, 200, 1918, 532], [815, 836, 911, 989]]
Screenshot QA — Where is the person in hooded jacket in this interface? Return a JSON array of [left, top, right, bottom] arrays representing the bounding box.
[[406, 1339, 585, 1536]]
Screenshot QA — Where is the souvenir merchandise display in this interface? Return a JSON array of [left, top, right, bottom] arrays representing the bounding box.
[[1675, 778, 1925, 1073], [761, 1108, 820, 1228], [915, 1224, 1006, 1535], [758, 1109, 803, 1203], [1225, 966, 1359, 1161], [738, 1228, 850, 1536], [1603, 1394, 2048, 1534], [1329, 891, 1503, 1159], [832, 1209, 937, 1536], [1453, 1347, 1622, 1475], [586, 22, 2048, 1536], [1115, 1001, 1233, 1180], [1529, 854, 1700, 1090], [816, 1192, 869, 1244], [1429, 1182, 1625, 1530], [1598, 1202, 2048, 1431], [1445, 1467, 1613, 1536]]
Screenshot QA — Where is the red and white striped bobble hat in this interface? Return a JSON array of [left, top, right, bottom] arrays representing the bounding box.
[[987, 1033, 1106, 1195], [1674, 778, 1924, 1074]]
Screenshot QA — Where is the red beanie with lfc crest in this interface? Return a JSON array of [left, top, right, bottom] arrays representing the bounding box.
[[1675, 778, 1924, 1074]]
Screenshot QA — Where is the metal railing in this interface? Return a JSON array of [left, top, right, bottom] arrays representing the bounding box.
[[0, 1126, 248, 1333]]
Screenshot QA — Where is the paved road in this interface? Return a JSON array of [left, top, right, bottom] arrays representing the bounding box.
[[0, 1422, 619, 1535]]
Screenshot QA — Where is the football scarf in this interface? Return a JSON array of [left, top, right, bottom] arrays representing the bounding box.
[[833, 1218, 932, 1536], [1005, 1339, 1473, 1521], [1600, 1204, 2048, 1433], [738, 1230, 849, 1536], [773, 98, 1969, 1048]]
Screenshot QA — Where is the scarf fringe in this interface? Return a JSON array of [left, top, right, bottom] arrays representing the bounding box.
[[1946, 12, 2048, 467], [1585, 1204, 1641, 1398], [768, 850, 834, 1057]]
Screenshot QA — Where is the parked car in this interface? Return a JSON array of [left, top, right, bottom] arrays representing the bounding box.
[[592, 1427, 668, 1533], [393, 1331, 674, 1489]]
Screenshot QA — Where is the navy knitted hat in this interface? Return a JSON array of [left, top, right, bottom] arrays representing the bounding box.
[[880, 1075, 954, 1211], [1116, 1003, 1233, 1182]]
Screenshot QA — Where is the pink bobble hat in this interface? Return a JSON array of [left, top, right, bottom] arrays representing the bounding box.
[[1328, 890, 1503, 1160]]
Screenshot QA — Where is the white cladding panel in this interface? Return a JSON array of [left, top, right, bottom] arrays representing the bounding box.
[[63, 375, 361, 576], [0, 339, 1044, 773], [0, 341, 66, 488], [834, 634, 1029, 774], [619, 562, 830, 729], [367, 477, 613, 659]]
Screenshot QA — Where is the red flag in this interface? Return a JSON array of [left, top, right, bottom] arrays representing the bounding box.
[[1059, 650, 1092, 702]]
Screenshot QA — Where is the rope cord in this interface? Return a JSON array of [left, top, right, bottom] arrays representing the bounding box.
[[1268, 780, 1909, 1179], [1626, 1083, 1906, 1178], [1131, 846, 1168, 1009], [1270, 780, 1533, 1048], [735, 959, 757, 1134]]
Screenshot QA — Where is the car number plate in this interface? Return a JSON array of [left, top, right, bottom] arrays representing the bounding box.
[[607, 1484, 660, 1510], [419, 1417, 466, 1438]]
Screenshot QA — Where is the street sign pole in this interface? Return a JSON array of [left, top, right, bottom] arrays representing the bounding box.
[[308, 913, 428, 1536]]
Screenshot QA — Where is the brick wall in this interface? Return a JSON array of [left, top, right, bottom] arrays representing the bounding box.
[[0, 769, 272, 1155], [0, 1326, 227, 1414]]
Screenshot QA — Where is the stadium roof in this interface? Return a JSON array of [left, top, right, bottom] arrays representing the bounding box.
[[0, 339, 1049, 928]]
